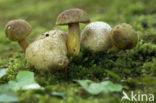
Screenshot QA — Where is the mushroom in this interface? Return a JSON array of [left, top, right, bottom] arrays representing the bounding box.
[[5, 19, 31, 51], [25, 30, 69, 72], [110, 23, 138, 51], [56, 8, 90, 56], [81, 21, 112, 52]]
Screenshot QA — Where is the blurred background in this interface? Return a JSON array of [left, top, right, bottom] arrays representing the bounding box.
[[0, 0, 156, 57]]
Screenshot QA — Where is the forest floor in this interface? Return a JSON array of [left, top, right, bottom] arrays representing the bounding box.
[[0, 0, 156, 103]]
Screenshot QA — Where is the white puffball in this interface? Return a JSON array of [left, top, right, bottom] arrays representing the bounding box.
[[81, 21, 112, 52], [25, 30, 69, 72]]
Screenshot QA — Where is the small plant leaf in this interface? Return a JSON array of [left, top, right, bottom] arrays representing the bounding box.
[[0, 93, 18, 102], [75, 80, 122, 95], [0, 85, 18, 102], [101, 81, 122, 92], [51, 91, 66, 99], [0, 71, 42, 102], [87, 83, 104, 95], [75, 80, 92, 90], [8, 71, 42, 91], [0, 68, 7, 78], [16, 71, 34, 82]]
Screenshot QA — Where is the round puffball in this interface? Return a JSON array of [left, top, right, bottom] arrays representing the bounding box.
[[81, 21, 112, 52], [25, 30, 69, 72], [110, 23, 138, 50]]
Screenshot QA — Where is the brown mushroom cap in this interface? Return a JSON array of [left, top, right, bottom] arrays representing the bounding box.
[[5, 19, 31, 41], [56, 8, 90, 25]]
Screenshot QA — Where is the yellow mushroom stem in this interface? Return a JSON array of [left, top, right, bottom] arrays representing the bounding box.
[[67, 23, 80, 56], [18, 39, 29, 52]]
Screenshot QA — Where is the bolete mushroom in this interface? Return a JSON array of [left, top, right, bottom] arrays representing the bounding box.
[[110, 23, 138, 51], [81, 21, 112, 52], [25, 30, 69, 72], [56, 8, 90, 56], [5, 19, 31, 51]]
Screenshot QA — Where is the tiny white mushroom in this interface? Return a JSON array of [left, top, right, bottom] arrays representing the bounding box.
[[25, 30, 69, 72], [81, 21, 112, 52]]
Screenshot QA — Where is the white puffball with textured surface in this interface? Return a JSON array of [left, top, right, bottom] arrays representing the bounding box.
[[81, 21, 112, 52], [25, 30, 69, 72]]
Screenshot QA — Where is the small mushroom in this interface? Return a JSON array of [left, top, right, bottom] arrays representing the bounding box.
[[5, 19, 31, 51], [110, 23, 138, 51], [81, 21, 112, 52], [25, 30, 69, 72], [56, 8, 90, 56]]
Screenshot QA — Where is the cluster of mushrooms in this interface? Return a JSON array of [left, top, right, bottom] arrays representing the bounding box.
[[5, 8, 138, 72]]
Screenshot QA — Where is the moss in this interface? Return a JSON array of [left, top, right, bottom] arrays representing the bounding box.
[[1, 53, 29, 82]]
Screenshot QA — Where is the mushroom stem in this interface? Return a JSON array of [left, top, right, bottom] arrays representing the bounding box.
[[67, 23, 80, 55], [18, 39, 29, 52]]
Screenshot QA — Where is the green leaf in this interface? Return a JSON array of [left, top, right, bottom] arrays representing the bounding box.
[[0, 85, 18, 102], [87, 83, 104, 95], [8, 71, 42, 91], [101, 81, 122, 92], [75, 80, 122, 95], [0, 68, 7, 78], [0, 71, 42, 102], [51, 91, 66, 99], [0, 92, 18, 102], [16, 71, 34, 82], [75, 80, 92, 90]]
